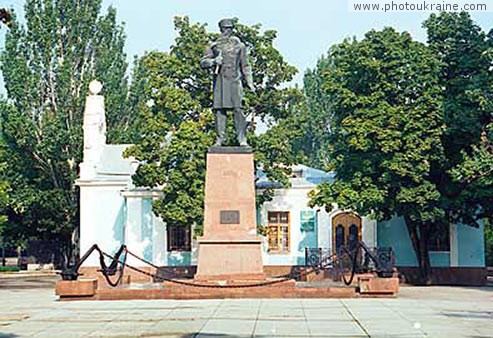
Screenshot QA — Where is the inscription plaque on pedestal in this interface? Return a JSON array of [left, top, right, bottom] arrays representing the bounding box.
[[220, 210, 240, 224]]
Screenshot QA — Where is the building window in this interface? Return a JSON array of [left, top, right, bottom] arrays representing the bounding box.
[[291, 169, 303, 178], [427, 224, 450, 252], [267, 211, 290, 252], [167, 226, 191, 252]]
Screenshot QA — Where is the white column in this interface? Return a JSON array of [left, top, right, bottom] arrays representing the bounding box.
[[78, 181, 128, 266], [450, 223, 459, 267], [121, 190, 163, 266], [362, 216, 377, 247], [124, 196, 143, 266], [152, 213, 167, 266]]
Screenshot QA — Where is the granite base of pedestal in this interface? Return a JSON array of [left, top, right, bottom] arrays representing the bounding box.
[[358, 275, 399, 296], [55, 279, 98, 298], [194, 238, 265, 281], [195, 148, 266, 282]]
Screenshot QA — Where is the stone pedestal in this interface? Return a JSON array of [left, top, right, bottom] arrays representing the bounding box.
[[358, 275, 399, 295], [56, 279, 98, 298], [195, 147, 265, 280]]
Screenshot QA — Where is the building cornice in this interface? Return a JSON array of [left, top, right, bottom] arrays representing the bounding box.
[[76, 179, 129, 187], [121, 189, 163, 198]]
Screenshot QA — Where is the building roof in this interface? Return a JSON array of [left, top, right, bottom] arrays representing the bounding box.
[[93, 144, 137, 181], [90, 144, 332, 190], [256, 164, 334, 189]]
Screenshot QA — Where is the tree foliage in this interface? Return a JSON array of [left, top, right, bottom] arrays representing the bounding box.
[[301, 57, 336, 170], [307, 13, 493, 283], [307, 28, 445, 283], [126, 17, 303, 234], [0, 0, 129, 261], [423, 12, 493, 226]]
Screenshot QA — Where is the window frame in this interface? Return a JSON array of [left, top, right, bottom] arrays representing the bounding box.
[[267, 211, 290, 253], [166, 225, 191, 252]]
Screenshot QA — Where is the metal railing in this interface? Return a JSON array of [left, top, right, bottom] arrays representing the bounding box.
[[305, 242, 395, 285], [61, 241, 395, 289]]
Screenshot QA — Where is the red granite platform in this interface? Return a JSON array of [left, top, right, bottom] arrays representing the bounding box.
[[58, 279, 361, 301], [56, 274, 399, 301]]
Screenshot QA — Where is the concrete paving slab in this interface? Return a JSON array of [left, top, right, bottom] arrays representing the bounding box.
[[359, 319, 423, 337], [258, 299, 303, 309], [0, 326, 45, 337], [303, 308, 353, 321], [0, 284, 492, 337], [474, 327, 493, 337], [306, 320, 367, 337], [34, 332, 94, 338], [254, 319, 310, 336], [214, 307, 259, 320], [199, 318, 256, 336], [148, 319, 208, 336], [166, 309, 217, 321], [364, 335, 423, 338], [418, 320, 491, 333], [94, 309, 169, 322], [301, 299, 345, 309], [88, 321, 157, 337], [257, 307, 305, 320]]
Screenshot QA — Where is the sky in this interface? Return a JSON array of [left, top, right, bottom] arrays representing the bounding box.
[[0, 0, 492, 89]]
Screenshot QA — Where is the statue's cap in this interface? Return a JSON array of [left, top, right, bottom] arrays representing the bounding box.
[[218, 18, 234, 28]]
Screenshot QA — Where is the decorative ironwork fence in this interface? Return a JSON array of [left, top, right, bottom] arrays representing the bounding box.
[[304, 242, 396, 284], [305, 248, 332, 267]]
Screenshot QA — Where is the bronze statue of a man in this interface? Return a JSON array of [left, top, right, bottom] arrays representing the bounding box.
[[200, 18, 255, 147]]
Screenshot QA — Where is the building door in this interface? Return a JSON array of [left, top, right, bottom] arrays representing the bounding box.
[[332, 213, 362, 254]]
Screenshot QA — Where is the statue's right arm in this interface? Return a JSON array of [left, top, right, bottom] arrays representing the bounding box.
[[200, 45, 215, 69]]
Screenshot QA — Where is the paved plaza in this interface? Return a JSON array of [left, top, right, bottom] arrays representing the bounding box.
[[0, 277, 492, 337]]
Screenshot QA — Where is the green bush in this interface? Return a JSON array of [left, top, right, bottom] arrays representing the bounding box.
[[0, 266, 20, 272]]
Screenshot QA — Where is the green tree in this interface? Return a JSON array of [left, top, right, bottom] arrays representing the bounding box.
[[423, 12, 493, 228], [307, 28, 444, 284], [301, 57, 336, 170], [309, 13, 493, 284], [0, 0, 129, 264], [126, 17, 303, 235]]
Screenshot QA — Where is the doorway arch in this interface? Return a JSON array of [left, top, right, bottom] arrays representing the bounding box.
[[332, 212, 362, 254]]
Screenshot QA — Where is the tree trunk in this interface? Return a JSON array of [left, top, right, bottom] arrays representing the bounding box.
[[404, 215, 433, 285], [418, 222, 432, 285]]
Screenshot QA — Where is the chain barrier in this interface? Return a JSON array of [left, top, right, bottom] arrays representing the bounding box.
[[100, 247, 128, 287], [337, 246, 358, 286], [100, 249, 296, 288], [60, 244, 129, 286], [124, 246, 334, 283], [65, 243, 369, 289]]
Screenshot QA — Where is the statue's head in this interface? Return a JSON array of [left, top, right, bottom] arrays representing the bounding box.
[[218, 18, 234, 36]]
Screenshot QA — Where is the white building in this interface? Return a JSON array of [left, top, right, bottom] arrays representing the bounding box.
[[77, 82, 486, 285]]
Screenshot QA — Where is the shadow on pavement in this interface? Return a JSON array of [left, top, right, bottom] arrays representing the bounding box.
[[0, 276, 58, 289]]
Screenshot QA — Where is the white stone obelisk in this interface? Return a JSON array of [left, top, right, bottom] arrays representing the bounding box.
[[79, 80, 106, 179]]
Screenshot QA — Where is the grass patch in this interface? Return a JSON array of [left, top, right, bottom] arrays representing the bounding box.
[[0, 266, 20, 272]]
